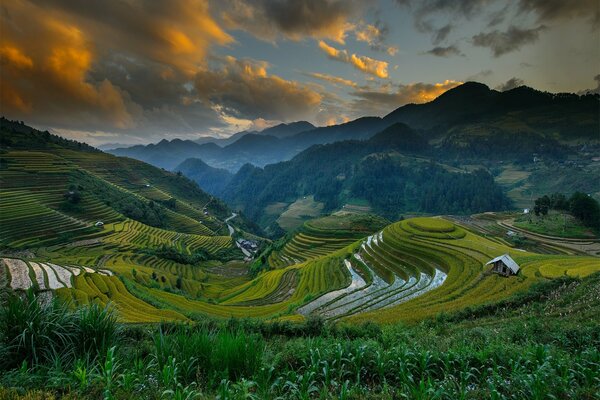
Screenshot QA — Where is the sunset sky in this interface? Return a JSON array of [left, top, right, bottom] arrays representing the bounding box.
[[1, 0, 598, 145]]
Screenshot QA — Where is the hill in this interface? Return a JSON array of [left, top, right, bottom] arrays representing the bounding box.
[[193, 121, 315, 146], [384, 82, 599, 141], [108, 82, 599, 175], [174, 158, 233, 196], [220, 123, 511, 231]]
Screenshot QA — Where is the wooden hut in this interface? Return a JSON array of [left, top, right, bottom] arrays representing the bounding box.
[[486, 254, 520, 277]]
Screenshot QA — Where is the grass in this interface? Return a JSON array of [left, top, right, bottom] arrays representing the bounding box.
[[1, 274, 599, 399], [514, 211, 596, 238], [276, 196, 325, 231]]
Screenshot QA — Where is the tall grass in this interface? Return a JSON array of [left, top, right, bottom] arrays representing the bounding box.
[[0, 290, 119, 371], [1, 274, 599, 399], [152, 325, 264, 386], [0, 290, 77, 369]]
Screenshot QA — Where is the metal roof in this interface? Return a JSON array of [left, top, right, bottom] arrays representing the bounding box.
[[486, 254, 520, 274]]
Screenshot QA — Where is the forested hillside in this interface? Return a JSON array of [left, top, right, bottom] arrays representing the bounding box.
[[221, 123, 511, 226]]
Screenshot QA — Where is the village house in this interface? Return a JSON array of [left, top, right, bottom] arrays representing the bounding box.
[[486, 254, 520, 277]]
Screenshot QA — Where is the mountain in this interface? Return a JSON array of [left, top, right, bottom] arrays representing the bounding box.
[[96, 143, 135, 151], [257, 121, 315, 138], [221, 123, 512, 231], [0, 117, 257, 248], [174, 158, 233, 196], [109, 82, 599, 173], [193, 121, 315, 146], [384, 82, 599, 140]]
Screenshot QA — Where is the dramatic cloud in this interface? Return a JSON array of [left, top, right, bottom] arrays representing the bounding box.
[[495, 77, 525, 91], [350, 80, 462, 115], [472, 25, 546, 57], [425, 45, 462, 57], [318, 41, 389, 78], [0, 0, 233, 138], [306, 72, 358, 88], [194, 56, 322, 121], [217, 0, 362, 43], [355, 22, 398, 55], [27, 0, 233, 75], [0, 2, 140, 131]]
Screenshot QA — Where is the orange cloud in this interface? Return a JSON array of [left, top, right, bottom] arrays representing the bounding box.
[[318, 41, 389, 79], [350, 80, 463, 116], [355, 24, 398, 55], [0, 2, 139, 130], [0, 0, 233, 133], [0, 46, 34, 69], [195, 56, 322, 121], [307, 72, 358, 88]]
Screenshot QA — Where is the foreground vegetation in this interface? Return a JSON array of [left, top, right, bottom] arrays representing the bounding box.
[[1, 274, 599, 399]]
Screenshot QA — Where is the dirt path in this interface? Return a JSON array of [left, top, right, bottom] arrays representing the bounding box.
[[225, 213, 237, 236]]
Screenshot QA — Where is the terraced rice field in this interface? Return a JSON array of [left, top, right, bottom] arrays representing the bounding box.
[[104, 219, 232, 254], [344, 218, 600, 324], [268, 214, 388, 267], [3, 154, 598, 327]]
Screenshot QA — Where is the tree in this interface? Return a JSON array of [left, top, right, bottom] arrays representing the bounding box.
[[534, 196, 550, 216], [569, 192, 600, 229]]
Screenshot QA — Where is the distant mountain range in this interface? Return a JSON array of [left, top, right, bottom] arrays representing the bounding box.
[[108, 82, 599, 174], [218, 122, 513, 234]]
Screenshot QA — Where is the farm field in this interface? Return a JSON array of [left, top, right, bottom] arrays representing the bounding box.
[[276, 195, 325, 231], [1, 126, 598, 325], [1, 124, 598, 324]]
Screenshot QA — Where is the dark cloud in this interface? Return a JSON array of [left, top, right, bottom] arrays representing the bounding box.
[[495, 77, 525, 91], [518, 0, 599, 29], [432, 24, 453, 44], [396, 0, 490, 43], [465, 69, 493, 82], [194, 56, 322, 121], [217, 0, 363, 43], [472, 25, 546, 57], [577, 74, 600, 95], [396, 0, 490, 19], [425, 45, 462, 57]]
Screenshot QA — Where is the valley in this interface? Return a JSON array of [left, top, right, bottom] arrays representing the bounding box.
[[1, 86, 599, 399]]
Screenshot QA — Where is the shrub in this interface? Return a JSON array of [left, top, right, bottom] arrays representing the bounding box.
[[76, 303, 120, 361], [0, 290, 78, 370]]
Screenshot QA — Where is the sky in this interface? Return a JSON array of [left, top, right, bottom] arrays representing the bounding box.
[[1, 0, 599, 146]]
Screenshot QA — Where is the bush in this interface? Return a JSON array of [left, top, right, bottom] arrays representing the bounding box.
[[0, 290, 78, 370], [0, 291, 119, 371]]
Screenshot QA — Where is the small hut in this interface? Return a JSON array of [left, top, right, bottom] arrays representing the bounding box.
[[486, 254, 520, 277]]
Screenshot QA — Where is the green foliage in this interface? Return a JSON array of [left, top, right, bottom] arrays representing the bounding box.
[[570, 192, 600, 230], [532, 191, 600, 230], [2, 273, 599, 398], [143, 244, 210, 265], [0, 290, 119, 371], [76, 304, 120, 361]]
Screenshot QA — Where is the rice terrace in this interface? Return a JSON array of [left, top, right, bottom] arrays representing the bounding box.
[[1, 1, 600, 399]]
